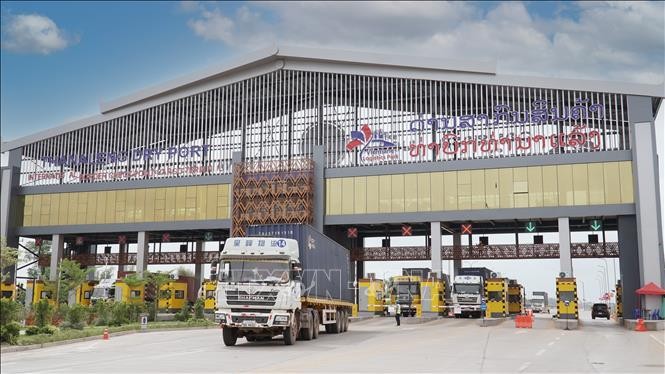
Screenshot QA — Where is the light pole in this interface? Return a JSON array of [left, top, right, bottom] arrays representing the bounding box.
[[598, 263, 611, 297], [597, 269, 608, 298]]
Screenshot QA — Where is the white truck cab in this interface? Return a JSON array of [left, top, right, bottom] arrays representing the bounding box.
[[452, 275, 484, 318]]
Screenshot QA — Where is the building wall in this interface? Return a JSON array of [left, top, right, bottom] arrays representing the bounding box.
[[21, 184, 230, 227], [325, 161, 633, 215]]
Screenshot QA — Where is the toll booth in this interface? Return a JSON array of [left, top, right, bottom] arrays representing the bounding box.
[[420, 278, 446, 317], [485, 278, 509, 318], [26, 280, 56, 306], [1, 282, 16, 300], [158, 280, 188, 312], [615, 280, 622, 318], [115, 280, 145, 305], [556, 277, 578, 320], [358, 278, 385, 316], [202, 280, 217, 312], [508, 280, 524, 315]]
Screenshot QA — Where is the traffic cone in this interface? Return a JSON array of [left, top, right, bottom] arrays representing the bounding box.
[[103, 328, 109, 340], [635, 319, 647, 332]]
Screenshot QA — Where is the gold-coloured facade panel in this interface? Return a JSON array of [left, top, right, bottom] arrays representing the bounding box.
[[326, 161, 633, 215], [21, 184, 231, 227]]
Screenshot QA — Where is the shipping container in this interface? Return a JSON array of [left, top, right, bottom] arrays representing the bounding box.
[[246, 224, 352, 303]]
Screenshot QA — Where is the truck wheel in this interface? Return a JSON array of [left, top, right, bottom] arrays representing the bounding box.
[[312, 311, 319, 339], [325, 323, 333, 333], [300, 320, 314, 341], [246, 336, 256, 342], [342, 311, 349, 332], [222, 327, 238, 346], [284, 312, 299, 345]]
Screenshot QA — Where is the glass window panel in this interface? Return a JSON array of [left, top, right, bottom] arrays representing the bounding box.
[[175, 187, 187, 221], [354, 177, 367, 215], [379, 175, 392, 213], [557, 165, 574, 206], [572, 164, 589, 205], [403, 173, 418, 212], [206, 185, 217, 219], [49, 194, 60, 226], [587, 163, 605, 205], [134, 189, 145, 222], [603, 162, 621, 204], [165, 188, 176, 221], [430, 172, 444, 211], [618, 161, 634, 203], [542, 166, 558, 207], [366, 176, 379, 214], [391, 174, 405, 213], [328, 178, 342, 215], [341, 178, 354, 215], [417, 173, 431, 212], [443, 171, 457, 211], [86, 192, 98, 224], [484, 169, 499, 209], [96, 192, 106, 224], [144, 189, 156, 222], [527, 167, 543, 208], [499, 168, 514, 209], [471, 170, 485, 210]]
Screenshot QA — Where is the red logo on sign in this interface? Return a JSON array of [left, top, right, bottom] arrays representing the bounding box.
[[347, 227, 358, 239], [118, 235, 127, 245], [75, 236, 84, 245], [401, 225, 412, 236], [162, 233, 171, 242], [461, 224, 473, 235], [35, 238, 43, 247]]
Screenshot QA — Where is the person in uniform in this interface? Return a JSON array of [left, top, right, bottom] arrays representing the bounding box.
[[395, 303, 401, 326]]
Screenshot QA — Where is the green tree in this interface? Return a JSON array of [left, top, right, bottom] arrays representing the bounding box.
[[176, 266, 194, 277], [59, 259, 94, 303], [34, 299, 53, 328], [123, 273, 146, 288], [146, 271, 172, 313], [0, 237, 19, 282]]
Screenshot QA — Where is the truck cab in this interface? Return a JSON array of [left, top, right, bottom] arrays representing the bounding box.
[[390, 275, 421, 317], [452, 275, 484, 318]]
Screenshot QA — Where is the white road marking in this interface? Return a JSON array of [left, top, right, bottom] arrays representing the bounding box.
[[548, 341, 555, 346], [514, 330, 528, 334], [536, 349, 546, 356], [555, 337, 560, 340], [649, 334, 665, 347], [518, 362, 531, 372]]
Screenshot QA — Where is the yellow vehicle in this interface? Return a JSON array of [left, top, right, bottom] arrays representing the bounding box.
[[26, 280, 56, 306], [358, 278, 384, 315], [202, 280, 217, 312], [484, 278, 509, 318], [556, 277, 578, 320], [158, 280, 188, 312], [1, 282, 16, 300], [420, 278, 446, 316], [508, 281, 524, 315], [390, 275, 421, 317]]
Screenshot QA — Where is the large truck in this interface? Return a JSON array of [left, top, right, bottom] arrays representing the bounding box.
[[390, 275, 422, 317], [214, 224, 354, 346], [452, 267, 494, 318]]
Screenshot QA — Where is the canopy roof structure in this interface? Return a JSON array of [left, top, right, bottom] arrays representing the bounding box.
[[2, 45, 663, 153], [635, 282, 665, 295]]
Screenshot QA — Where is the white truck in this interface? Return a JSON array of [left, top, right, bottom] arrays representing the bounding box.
[[452, 275, 484, 318], [214, 224, 354, 346]]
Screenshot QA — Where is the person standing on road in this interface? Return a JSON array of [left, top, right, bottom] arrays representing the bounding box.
[[395, 303, 401, 326]]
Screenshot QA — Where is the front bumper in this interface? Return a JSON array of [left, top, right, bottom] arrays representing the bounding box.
[[215, 310, 291, 329]]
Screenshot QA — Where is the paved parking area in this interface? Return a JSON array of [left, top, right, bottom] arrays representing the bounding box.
[[2, 315, 663, 373]]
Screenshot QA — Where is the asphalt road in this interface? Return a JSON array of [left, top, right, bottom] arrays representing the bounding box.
[[2, 315, 663, 373]]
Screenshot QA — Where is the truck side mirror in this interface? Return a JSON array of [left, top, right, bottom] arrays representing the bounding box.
[[291, 263, 302, 281]]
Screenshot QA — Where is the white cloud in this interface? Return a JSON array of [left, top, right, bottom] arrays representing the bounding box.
[[1, 13, 76, 55], [184, 1, 664, 84]]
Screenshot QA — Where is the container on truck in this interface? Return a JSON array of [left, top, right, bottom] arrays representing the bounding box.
[[214, 224, 353, 346]]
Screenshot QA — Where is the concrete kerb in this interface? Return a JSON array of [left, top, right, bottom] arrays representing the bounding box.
[[477, 318, 506, 327], [349, 315, 379, 323], [0, 326, 218, 354]]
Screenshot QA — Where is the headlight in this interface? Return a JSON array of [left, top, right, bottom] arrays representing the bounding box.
[[215, 313, 226, 323], [273, 315, 289, 325]]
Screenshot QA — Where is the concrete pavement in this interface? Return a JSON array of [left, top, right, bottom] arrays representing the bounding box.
[[2, 315, 663, 373]]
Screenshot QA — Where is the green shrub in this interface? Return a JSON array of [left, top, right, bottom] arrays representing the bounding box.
[[127, 303, 145, 323], [146, 301, 156, 322], [64, 304, 88, 330], [91, 300, 113, 326], [193, 298, 204, 319], [110, 302, 130, 326], [174, 305, 191, 322], [0, 299, 22, 325], [34, 300, 53, 328], [25, 325, 57, 336], [0, 322, 21, 344]]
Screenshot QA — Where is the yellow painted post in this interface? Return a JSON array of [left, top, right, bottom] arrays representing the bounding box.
[[556, 277, 578, 320], [485, 278, 509, 318]]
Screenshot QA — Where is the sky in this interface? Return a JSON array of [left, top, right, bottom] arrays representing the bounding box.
[[2, 1, 664, 302]]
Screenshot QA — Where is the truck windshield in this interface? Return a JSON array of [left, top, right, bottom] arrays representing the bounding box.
[[454, 284, 481, 294], [396, 283, 419, 296], [222, 260, 290, 284]]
